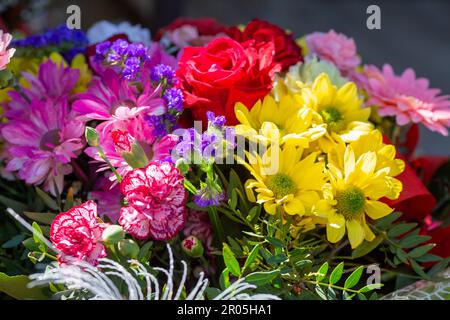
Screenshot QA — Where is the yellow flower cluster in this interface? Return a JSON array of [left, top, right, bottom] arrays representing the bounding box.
[[235, 73, 405, 249]]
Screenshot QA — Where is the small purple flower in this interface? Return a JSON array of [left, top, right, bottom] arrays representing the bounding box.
[[194, 187, 226, 208], [206, 111, 226, 128], [126, 43, 148, 59], [123, 57, 141, 80], [163, 88, 184, 112], [111, 39, 129, 55], [96, 41, 111, 56], [151, 64, 175, 85]]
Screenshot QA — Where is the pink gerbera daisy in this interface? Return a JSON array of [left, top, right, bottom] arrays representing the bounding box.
[[1, 99, 84, 195], [356, 64, 450, 136]]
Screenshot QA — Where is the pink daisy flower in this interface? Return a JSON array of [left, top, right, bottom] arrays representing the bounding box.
[[356, 64, 450, 136], [3, 59, 80, 120], [119, 161, 186, 241], [50, 201, 107, 265], [72, 68, 165, 125], [1, 99, 84, 195], [0, 30, 15, 70], [305, 29, 360, 75]]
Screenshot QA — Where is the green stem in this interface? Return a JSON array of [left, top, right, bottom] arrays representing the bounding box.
[[207, 206, 226, 247], [98, 147, 122, 182]]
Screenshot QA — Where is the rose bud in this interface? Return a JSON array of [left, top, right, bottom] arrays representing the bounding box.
[[181, 235, 204, 258], [118, 239, 140, 259]]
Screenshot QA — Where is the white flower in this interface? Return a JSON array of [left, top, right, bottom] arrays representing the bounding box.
[[87, 20, 151, 45]]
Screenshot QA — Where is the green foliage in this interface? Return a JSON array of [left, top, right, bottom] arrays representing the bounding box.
[[0, 272, 49, 300]]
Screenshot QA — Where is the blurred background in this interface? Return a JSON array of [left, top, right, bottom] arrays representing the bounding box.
[[1, 0, 449, 155]]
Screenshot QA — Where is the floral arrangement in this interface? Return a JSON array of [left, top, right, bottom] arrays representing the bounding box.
[[0, 17, 449, 301]]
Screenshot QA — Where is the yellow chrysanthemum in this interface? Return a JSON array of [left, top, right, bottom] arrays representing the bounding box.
[[313, 144, 403, 248], [298, 73, 373, 151], [240, 145, 325, 217], [235, 95, 326, 148]]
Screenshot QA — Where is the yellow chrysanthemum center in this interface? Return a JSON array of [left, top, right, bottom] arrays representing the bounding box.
[[267, 173, 297, 198], [335, 187, 366, 219], [321, 107, 345, 132]]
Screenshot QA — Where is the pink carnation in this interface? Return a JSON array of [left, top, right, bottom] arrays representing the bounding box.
[[0, 30, 15, 71], [305, 29, 360, 75], [119, 161, 186, 241], [356, 64, 450, 136], [50, 201, 107, 265]]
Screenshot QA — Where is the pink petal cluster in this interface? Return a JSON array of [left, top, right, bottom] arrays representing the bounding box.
[[305, 29, 360, 75], [0, 30, 15, 70], [90, 177, 123, 223], [73, 69, 177, 180], [50, 201, 107, 265], [356, 64, 450, 136], [119, 161, 186, 240], [1, 98, 84, 195]]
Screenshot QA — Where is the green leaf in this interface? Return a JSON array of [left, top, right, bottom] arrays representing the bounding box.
[[242, 244, 260, 273], [266, 237, 284, 248], [32, 222, 47, 253], [267, 253, 287, 266], [387, 223, 417, 238], [138, 241, 153, 261], [400, 235, 431, 249], [228, 189, 237, 210], [219, 268, 230, 290], [35, 187, 60, 210], [0, 195, 28, 213], [0, 273, 48, 300], [410, 259, 430, 279], [344, 266, 364, 289], [316, 262, 329, 282], [222, 244, 241, 277], [351, 235, 384, 259], [1, 234, 26, 249], [245, 270, 279, 286], [329, 262, 344, 285], [359, 283, 383, 293], [23, 211, 57, 225], [375, 212, 402, 229], [407, 244, 435, 258]]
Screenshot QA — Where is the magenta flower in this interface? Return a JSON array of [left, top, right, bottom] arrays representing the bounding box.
[[1, 99, 84, 195], [119, 161, 186, 241], [4, 59, 80, 120], [356, 64, 450, 136], [305, 29, 360, 75], [50, 201, 107, 265], [0, 30, 15, 70], [73, 68, 165, 124]]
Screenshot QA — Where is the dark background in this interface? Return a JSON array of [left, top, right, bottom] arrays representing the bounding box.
[[9, 0, 450, 155]]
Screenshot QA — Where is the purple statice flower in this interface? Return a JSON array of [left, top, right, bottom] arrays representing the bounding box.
[[163, 87, 184, 112], [150, 64, 175, 85], [194, 186, 226, 208], [145, 113, 179, 138], [95, 39, 150, 81], [206, 111, 226, 128]]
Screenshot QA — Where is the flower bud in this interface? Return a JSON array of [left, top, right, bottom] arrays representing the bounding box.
[[85, 126, 100, 147], [118, 239, 140, 259], [102, 225, 125, 245], [181, 236, 204, 258]]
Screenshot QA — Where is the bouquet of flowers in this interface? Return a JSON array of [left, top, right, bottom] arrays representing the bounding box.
[[0, 17, 449, 301]]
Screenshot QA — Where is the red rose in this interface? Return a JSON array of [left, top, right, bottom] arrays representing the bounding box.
[[177, 37, 281, 125], [155, 17, 228, 40], [50, 201, 107, 265], [229, 19, 303, 71]]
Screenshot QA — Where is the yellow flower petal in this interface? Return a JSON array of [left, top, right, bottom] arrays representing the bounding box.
[[327, 213, 346, 243], [346, 219, 365, 248], [364, 200, 394, 220], [284, 198, 305, 215]]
